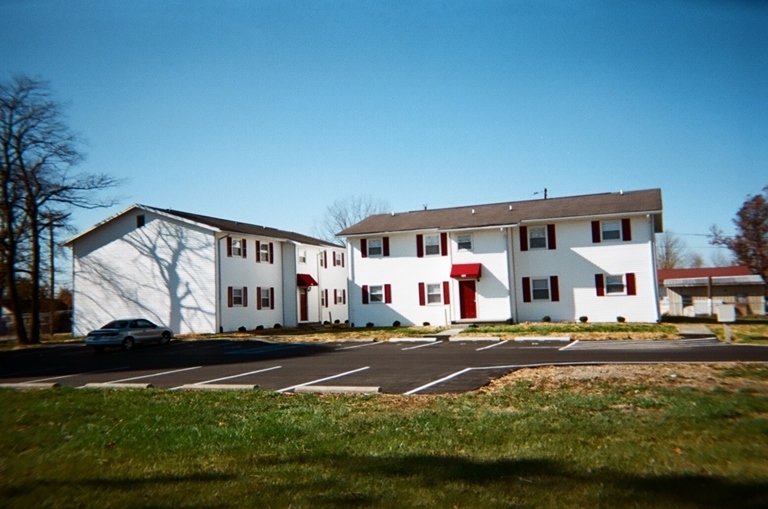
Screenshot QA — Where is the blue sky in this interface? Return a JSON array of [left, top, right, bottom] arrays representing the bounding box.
[[1, 0, 766, 263]]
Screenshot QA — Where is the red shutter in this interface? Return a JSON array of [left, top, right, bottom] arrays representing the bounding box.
[[520, 226, 528, 251], [440, 232, 448, 256], [416, 234, 424, 258], [384, 284, 392, 304], [227, 286, 233, 307], [270, 287, 275, 310], [550, 276, 559, 302], [255, 241, 261, 263], [362, 285, 369, 304], [324, 251, 328, 268], [547, 224, 556, 250], [626, 273, 636, 295], [269, 243, 274, 264], [324, 289, 328, 308], [383, 236, 390, 256], [622, 218, 632, 241], [332, 251, 336, 267], [418, 282, 426, 306], [522, 277, 531, 303], [361, 239, 368, 258], [256, 286, 262, 310], [242, 238, 247, 258], [343, 289, 346, 304], [443, 281, 450, 304], [592, 221, 601, 243], [243, 287, 248, 307], [227, 237, 233, 257], [341, 252, 345, 267], [334, 289, 338, 304], [595, 274, 605, 297]]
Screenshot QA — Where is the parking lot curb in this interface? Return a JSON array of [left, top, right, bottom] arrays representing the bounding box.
[[389, 338, 438, 343], [514, 336, 571, 342], [180, 384, 258, 391], [294, 385, 381, 394], [83, 383, 154, 389], [448, 336, 500, 342], [0, 382, 60, 390]]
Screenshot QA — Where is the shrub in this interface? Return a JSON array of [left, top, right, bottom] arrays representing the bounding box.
[[617, 316, 626, 323], [423, 322, 430, 326], [334, 319, 340, 324], [345, 320, 349, 324], [256, 325, 264, 330], [323, 320, 330, 325], [366, 322, 374, 328], [273, 323, 282, 329], [542, 316, 551, 322], [579, 316, 588, 323], [393, 320, 401, 327], [469, 323, 478, 328], [505, 317, 515, 325], [237, 326, 247, 332]]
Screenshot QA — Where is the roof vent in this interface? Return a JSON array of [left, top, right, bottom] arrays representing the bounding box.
[[471, 209, 475, 214], [509, 205, 513, 211], [620, 189, 624, 195], [391, 211, 394, 216]]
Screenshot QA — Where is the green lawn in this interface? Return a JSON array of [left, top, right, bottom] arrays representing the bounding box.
[[2, 366, 768, 508]]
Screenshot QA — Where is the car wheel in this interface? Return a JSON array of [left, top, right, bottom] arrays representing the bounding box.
[[122, 337, 135, 351], [93, 346, 105, 354], [159, 331, 171, 345]]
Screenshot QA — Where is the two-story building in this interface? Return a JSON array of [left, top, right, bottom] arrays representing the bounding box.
[[66, 205, 348, 335], [338, 189, 663, 326]]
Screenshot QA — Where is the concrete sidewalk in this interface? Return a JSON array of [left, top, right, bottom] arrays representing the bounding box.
[[678, 324, 714, 338]]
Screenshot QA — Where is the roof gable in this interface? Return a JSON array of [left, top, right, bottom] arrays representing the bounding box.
[[66, 204, 340, 248], [337, 188, 662, 236]]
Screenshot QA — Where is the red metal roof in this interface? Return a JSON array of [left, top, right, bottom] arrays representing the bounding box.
[[657, 266, 752, 283], [450, 263, 482, 279], [296, 273, 319, 287]]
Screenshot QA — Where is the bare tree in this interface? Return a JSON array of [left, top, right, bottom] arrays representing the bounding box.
[[1, 76, 119, 343], [312, 195, 390, 243], [709, 248, 734, 267], [655, 231, 688, 270]]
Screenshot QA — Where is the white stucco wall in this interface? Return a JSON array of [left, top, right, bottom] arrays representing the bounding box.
[[71, 210, 217, 335]]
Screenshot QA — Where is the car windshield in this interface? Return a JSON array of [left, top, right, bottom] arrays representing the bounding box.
[[101, 320, 128, 329]]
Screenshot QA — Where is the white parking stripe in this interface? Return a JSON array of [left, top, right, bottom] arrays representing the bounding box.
[[277, 366, 370, 393], [405, 368, 473, 395], [107, 366, 201, 383], [476, 340, 508, 351], [402, 341, 442, 351], [335, 342, 383, 351], [559, 340, 579, 351], [191, 366, 282, 385], [28, 366, 131, 383]]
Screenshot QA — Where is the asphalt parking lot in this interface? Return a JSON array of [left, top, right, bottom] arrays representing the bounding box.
[[2, 337, 767, 394]]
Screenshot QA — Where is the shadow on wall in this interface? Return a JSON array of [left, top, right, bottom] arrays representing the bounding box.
[[347, 281, 413, 328], [76, 220, 215, 334]]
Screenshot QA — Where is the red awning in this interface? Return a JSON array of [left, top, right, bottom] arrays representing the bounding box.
[[450, 263, 482, 279], [296, 273, 319, 287]]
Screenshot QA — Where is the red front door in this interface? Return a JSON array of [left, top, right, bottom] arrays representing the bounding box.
[[299, 289, 308, 322], [459, 280, 477, 319]]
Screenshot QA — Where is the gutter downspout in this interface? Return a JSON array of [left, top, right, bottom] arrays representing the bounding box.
[[215, 234, 224, 333], [508, 226, 519, 324]]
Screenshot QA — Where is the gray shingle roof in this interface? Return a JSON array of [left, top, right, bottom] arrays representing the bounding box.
[[337, 188, 663, 236], [145, 206, 340, 247]]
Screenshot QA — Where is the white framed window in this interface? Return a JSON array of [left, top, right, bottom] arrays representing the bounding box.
[[232, 287, 244, 306], [231, 239, 242, 257], [334, 251, 343, 266], [260, 287, 271, 308], [601, 221, 621, 241], [368, 238, 382, 257], [605, 275, 625, 294], [457, 234, 473, 251], [369, 285, 384, 303], [426, 283, 442, 304], [424, 234, 440, 255], [529, 227, 547, 249], [299, 250, 306, 264], [260, 243, 270, 262], [531, 278, 550, 300]]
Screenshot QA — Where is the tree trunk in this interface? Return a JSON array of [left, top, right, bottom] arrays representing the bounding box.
[[27, 205, 40, 343]]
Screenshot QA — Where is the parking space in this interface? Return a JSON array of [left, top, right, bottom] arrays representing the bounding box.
[[2, 337, 767, 394]]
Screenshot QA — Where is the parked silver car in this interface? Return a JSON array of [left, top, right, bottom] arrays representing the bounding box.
[[86, 318, 173, 353]]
